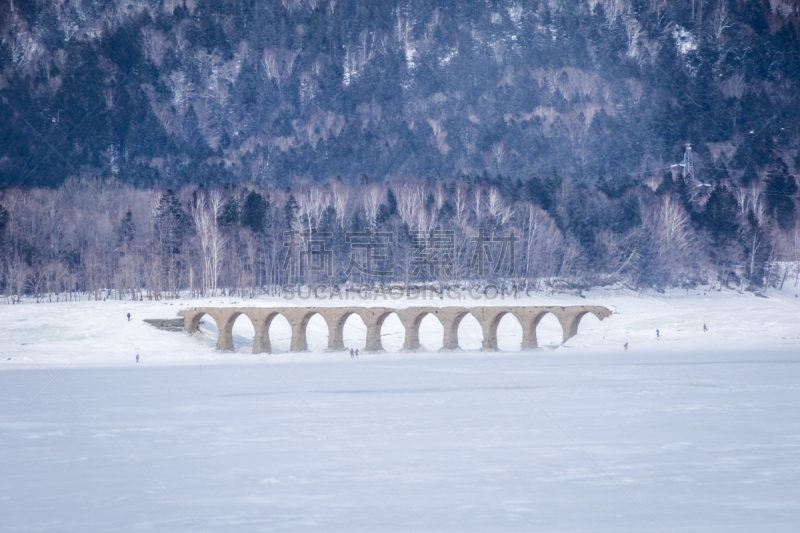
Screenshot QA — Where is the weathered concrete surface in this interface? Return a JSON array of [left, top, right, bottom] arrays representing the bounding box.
[[178, 305, 612, 353], [143, 318, 185, 332]]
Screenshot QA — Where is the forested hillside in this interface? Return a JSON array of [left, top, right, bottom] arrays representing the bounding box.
[[2, 0, 799, 187], [1, 0, 799, 298]]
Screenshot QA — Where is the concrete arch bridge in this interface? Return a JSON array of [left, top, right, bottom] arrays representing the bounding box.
[[178, 305, 612, 353]]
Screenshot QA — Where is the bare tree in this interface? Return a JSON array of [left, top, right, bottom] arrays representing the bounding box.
[[208, 190, 225, 295], [523, 203, 565, 287], [262, 48, 298, 87], [361, 185, 384, 231], [792, 220, 800, 287], [487, 187, 513, 226], [473, 187, 484, 227], [644, 195, 694, 281], [396, 181, 425, 228], [192, 190, 225, 296], [709, 0, 733, 45], [141, 27, 170, 67], [331, 181, 350, 229]]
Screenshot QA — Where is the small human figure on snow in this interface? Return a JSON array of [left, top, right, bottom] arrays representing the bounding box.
[[350, 348, 354, 358], [703, 323, 708, 332], [355, 349, 359, 358], [624, 342, 628, 351], [127, 312, 131, 322], [656, 329, 660, 338], [136, 354, 139, 363]]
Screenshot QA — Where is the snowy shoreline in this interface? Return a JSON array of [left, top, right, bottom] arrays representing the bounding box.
[[3, 285, 799, 369]]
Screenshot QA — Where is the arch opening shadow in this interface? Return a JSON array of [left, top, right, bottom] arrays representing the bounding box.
[[457, 314, 483, 350], [497, 313, 523, 352], [268, 313, 292, 353], [195, 313, 220, 345], [342, 313, 367, 350], [536, 313, 563, 348], [418, 313, 444, 352], [230, 313, 255, 352], [570, 312, 603, 344], [379, 312, 404, 352], [304, 313, 330, 352]]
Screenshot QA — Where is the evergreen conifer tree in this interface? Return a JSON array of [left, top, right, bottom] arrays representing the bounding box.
[[764, 160, 797, 230]]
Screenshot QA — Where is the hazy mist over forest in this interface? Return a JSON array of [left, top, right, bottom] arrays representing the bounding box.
[[1, 0, 799, 297]]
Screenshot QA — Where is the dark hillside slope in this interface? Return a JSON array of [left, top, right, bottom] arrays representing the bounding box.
[[1, 0, 798, 188]]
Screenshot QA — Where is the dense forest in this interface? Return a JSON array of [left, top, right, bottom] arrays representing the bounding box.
[[1, 0, 799, 299]]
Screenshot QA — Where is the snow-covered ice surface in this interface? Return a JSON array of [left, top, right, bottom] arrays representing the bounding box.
[[2, 287, 800, 531]]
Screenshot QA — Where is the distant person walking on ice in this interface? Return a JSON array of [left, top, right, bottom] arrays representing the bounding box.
[[355, 349, 359, 358], [127, 312, 131, 321], [624, 342, 628, 351], [656, 329, 660, 338], [136, 354, 139, 363], [350, 349, 354, 358], [703, 323, 708, 332]]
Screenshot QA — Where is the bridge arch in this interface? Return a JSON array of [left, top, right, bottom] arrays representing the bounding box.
[[226, 312, 257, 352], [265, 312, 292, 353], [325, 310, 368, 351], [560, 309, 604, 343], [534, 311, 564, 348], [416, 312, 445, 351], [456, 313, 483, 350], [394, 309, 434, 351], [185, 310, 208, 334], [191, 311, 221, 347], [471, 309, 513, 350], [496, 313, 524, 351], [440, 310, 472, 350], [341, 313, 367, 350], [184, 309, 241, 351], [241, 310, 283, 354], [178, 305, 612, 353], [286, 309, 331, 352], [373, 311, 404, 352], [470, 308, 551, 350]]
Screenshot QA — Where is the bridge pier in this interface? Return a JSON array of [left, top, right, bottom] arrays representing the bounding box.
[[251, 311, 279, 354], [176, 305, 612, 354], [216, 311, 238, 351], [280, 309, 314, 352], [364, 313, 388, 352], [395, 309, 423, 350], [324, 309, 351, 351]]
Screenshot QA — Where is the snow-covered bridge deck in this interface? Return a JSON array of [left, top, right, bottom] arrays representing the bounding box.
[[178, 305, 612, 353]]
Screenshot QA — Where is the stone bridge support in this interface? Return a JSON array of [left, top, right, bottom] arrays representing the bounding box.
[[177, 305, 612, 354], [249, 311, 280, 354], [395, 307, 471, 351], [182, 308, 238, 351], [557, 309, 612, 342], [364, 310, 394, 352], [181, 308, 283, 353], [468, 306, 614, 350]]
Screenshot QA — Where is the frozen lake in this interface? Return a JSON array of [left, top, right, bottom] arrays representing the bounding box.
[[3, 349, 799, 532]]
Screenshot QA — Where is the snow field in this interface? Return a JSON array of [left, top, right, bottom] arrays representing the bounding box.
[[2, 350, 799, 531], [1, 287, 799, 531], [2, 285, 799, 366]]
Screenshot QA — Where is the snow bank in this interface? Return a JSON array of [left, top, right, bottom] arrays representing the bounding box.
[[2, 285, 799, 368]]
